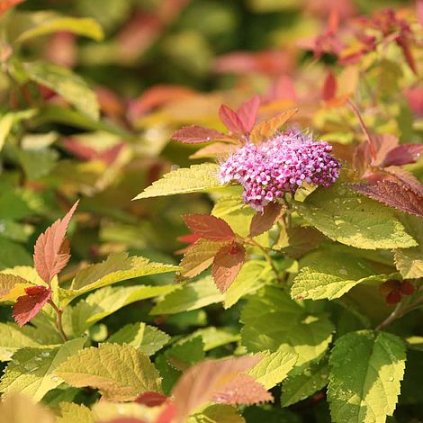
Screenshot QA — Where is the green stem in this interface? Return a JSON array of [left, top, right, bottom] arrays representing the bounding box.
[[48, 299, 68, 342]]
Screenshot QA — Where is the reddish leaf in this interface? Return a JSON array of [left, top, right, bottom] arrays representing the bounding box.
[[250, 203, 285, 238], [396, 35, 417, 75], [0, 0, 24, 16], [322, 71, 337, 101], [99, 143, 126, 166], [405, 87, 423, 117], [155, 402, 176, 423], [171, 356, 263, 423], [34, 201, 79, 284], [264, 75, 298, 102], [212, 243, 245, 292], [101, 419, 147, 423], [172, 125, 229, 144], [213, 373, 272, 405], [218, 105, 245, 135], [13, 286, 52, 327], [183, 214, 235, 242], [135, 392, 168, 407], [236, 95, 261, 134], [418, 0, 423, 26], [381, 144, 423, 167], [177, 233, 201, 245], [181, 239, 227, 278], [371, 134, 399, 167], [400, 281, 415, 296], [351, 174, 423, 217], [385, 166, 423, 196]]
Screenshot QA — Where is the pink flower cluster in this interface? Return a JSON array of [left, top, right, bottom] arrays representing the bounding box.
[[219, 130, 340, 211]]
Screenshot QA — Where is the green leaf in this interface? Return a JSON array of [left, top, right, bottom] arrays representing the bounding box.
[[0, 323, 42, 361], [133, 163, 222, 200], [328, 330, 406, 423], [55, 343, 162, 401], [224, 260, 272, 309], [249, 346, 298, 390], [108, 323, 170, 356], [24, 61, 99, 120], [0, 338, 86, 401], [241, 286, 334, 367], [187, 327, 239, 351], [394, 216, 423, 279], [295, 184, 416, 250], [0, 240, 32, 269], [291, 250, 395, 301], [56, 402, 94, 423], [151, 276, 224, 315], [281, 358, 329, 406], [0, 110, 37, 151], [59, 252, 178, 306], [63, 284, 177, 336], [0, 273, 33, 303], [15, 13, 104, 43], [188, 404, 245, 423]]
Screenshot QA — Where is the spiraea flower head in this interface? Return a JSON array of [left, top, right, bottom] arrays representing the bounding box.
[[219, 129, 340, 211]]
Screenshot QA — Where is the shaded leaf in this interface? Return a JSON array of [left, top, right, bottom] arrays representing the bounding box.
[[56, 402, 94, 423], [212, 243, 246, 293], [13, 286, 52, 327], [322, 71, 337, 101], [183, 214, 235, 242], [0, 322, 42, 361], [249, 203, 285, 237], [55, 343, 162, 401], [34, 200, 78, 284], [382, 144, 423, 167], [0, 274, 32, 303], [250, 109, 297, 143]]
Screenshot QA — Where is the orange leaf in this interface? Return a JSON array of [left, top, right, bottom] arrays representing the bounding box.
[[171, 356, 264, 423], [183, 214, 235, 242], [250, 203, 285, 238], [249, 109, 298, 143], [0, 0, 24, 16], [34, 201, 79, 284], [212, 242, 245, 292], [172, 125, 229, 144], [181, 239, 227, 278]]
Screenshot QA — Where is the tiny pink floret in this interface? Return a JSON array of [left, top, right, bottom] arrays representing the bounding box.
[[219, 129, 340, 211]]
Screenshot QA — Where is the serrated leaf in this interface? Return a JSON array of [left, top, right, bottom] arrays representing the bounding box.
[[236, 96, 261, 134], [13, 286, 52, 327], [0, 394, 55, 423], [133, 163, 222, 200], [151, 277, 223, 315], [394, 215, 423, 279], [281, 359, 329, 406], [108, 323, 170, 356], [224, 260, 271, 309], [172, 125, 229, 144], [0, 323, 42, 361], [172, 356, 265, 423], [64, 284, 177, 336], [212, 243, 245, 293], [249, 109, 297, 143], [382, 144, 423, 167], [56, 402, 94, 423], [55, 343, 162, 401], [181, 239, 226, 278], [291, 250, 394, 301], [295, 184, 416, 249], [241, 286, 334, 367], [183, 214, 235, 242], [351, 176, 423, 218], [34, 201, 78, 284], [249, 346, 298, 390], [24, 61, 99, 120], [16, 14, 104, 43], [59, 252, 178, 306], [0, 273, 33, 302], [0, 338, 85, 401], [328, 331, 406, 423]]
